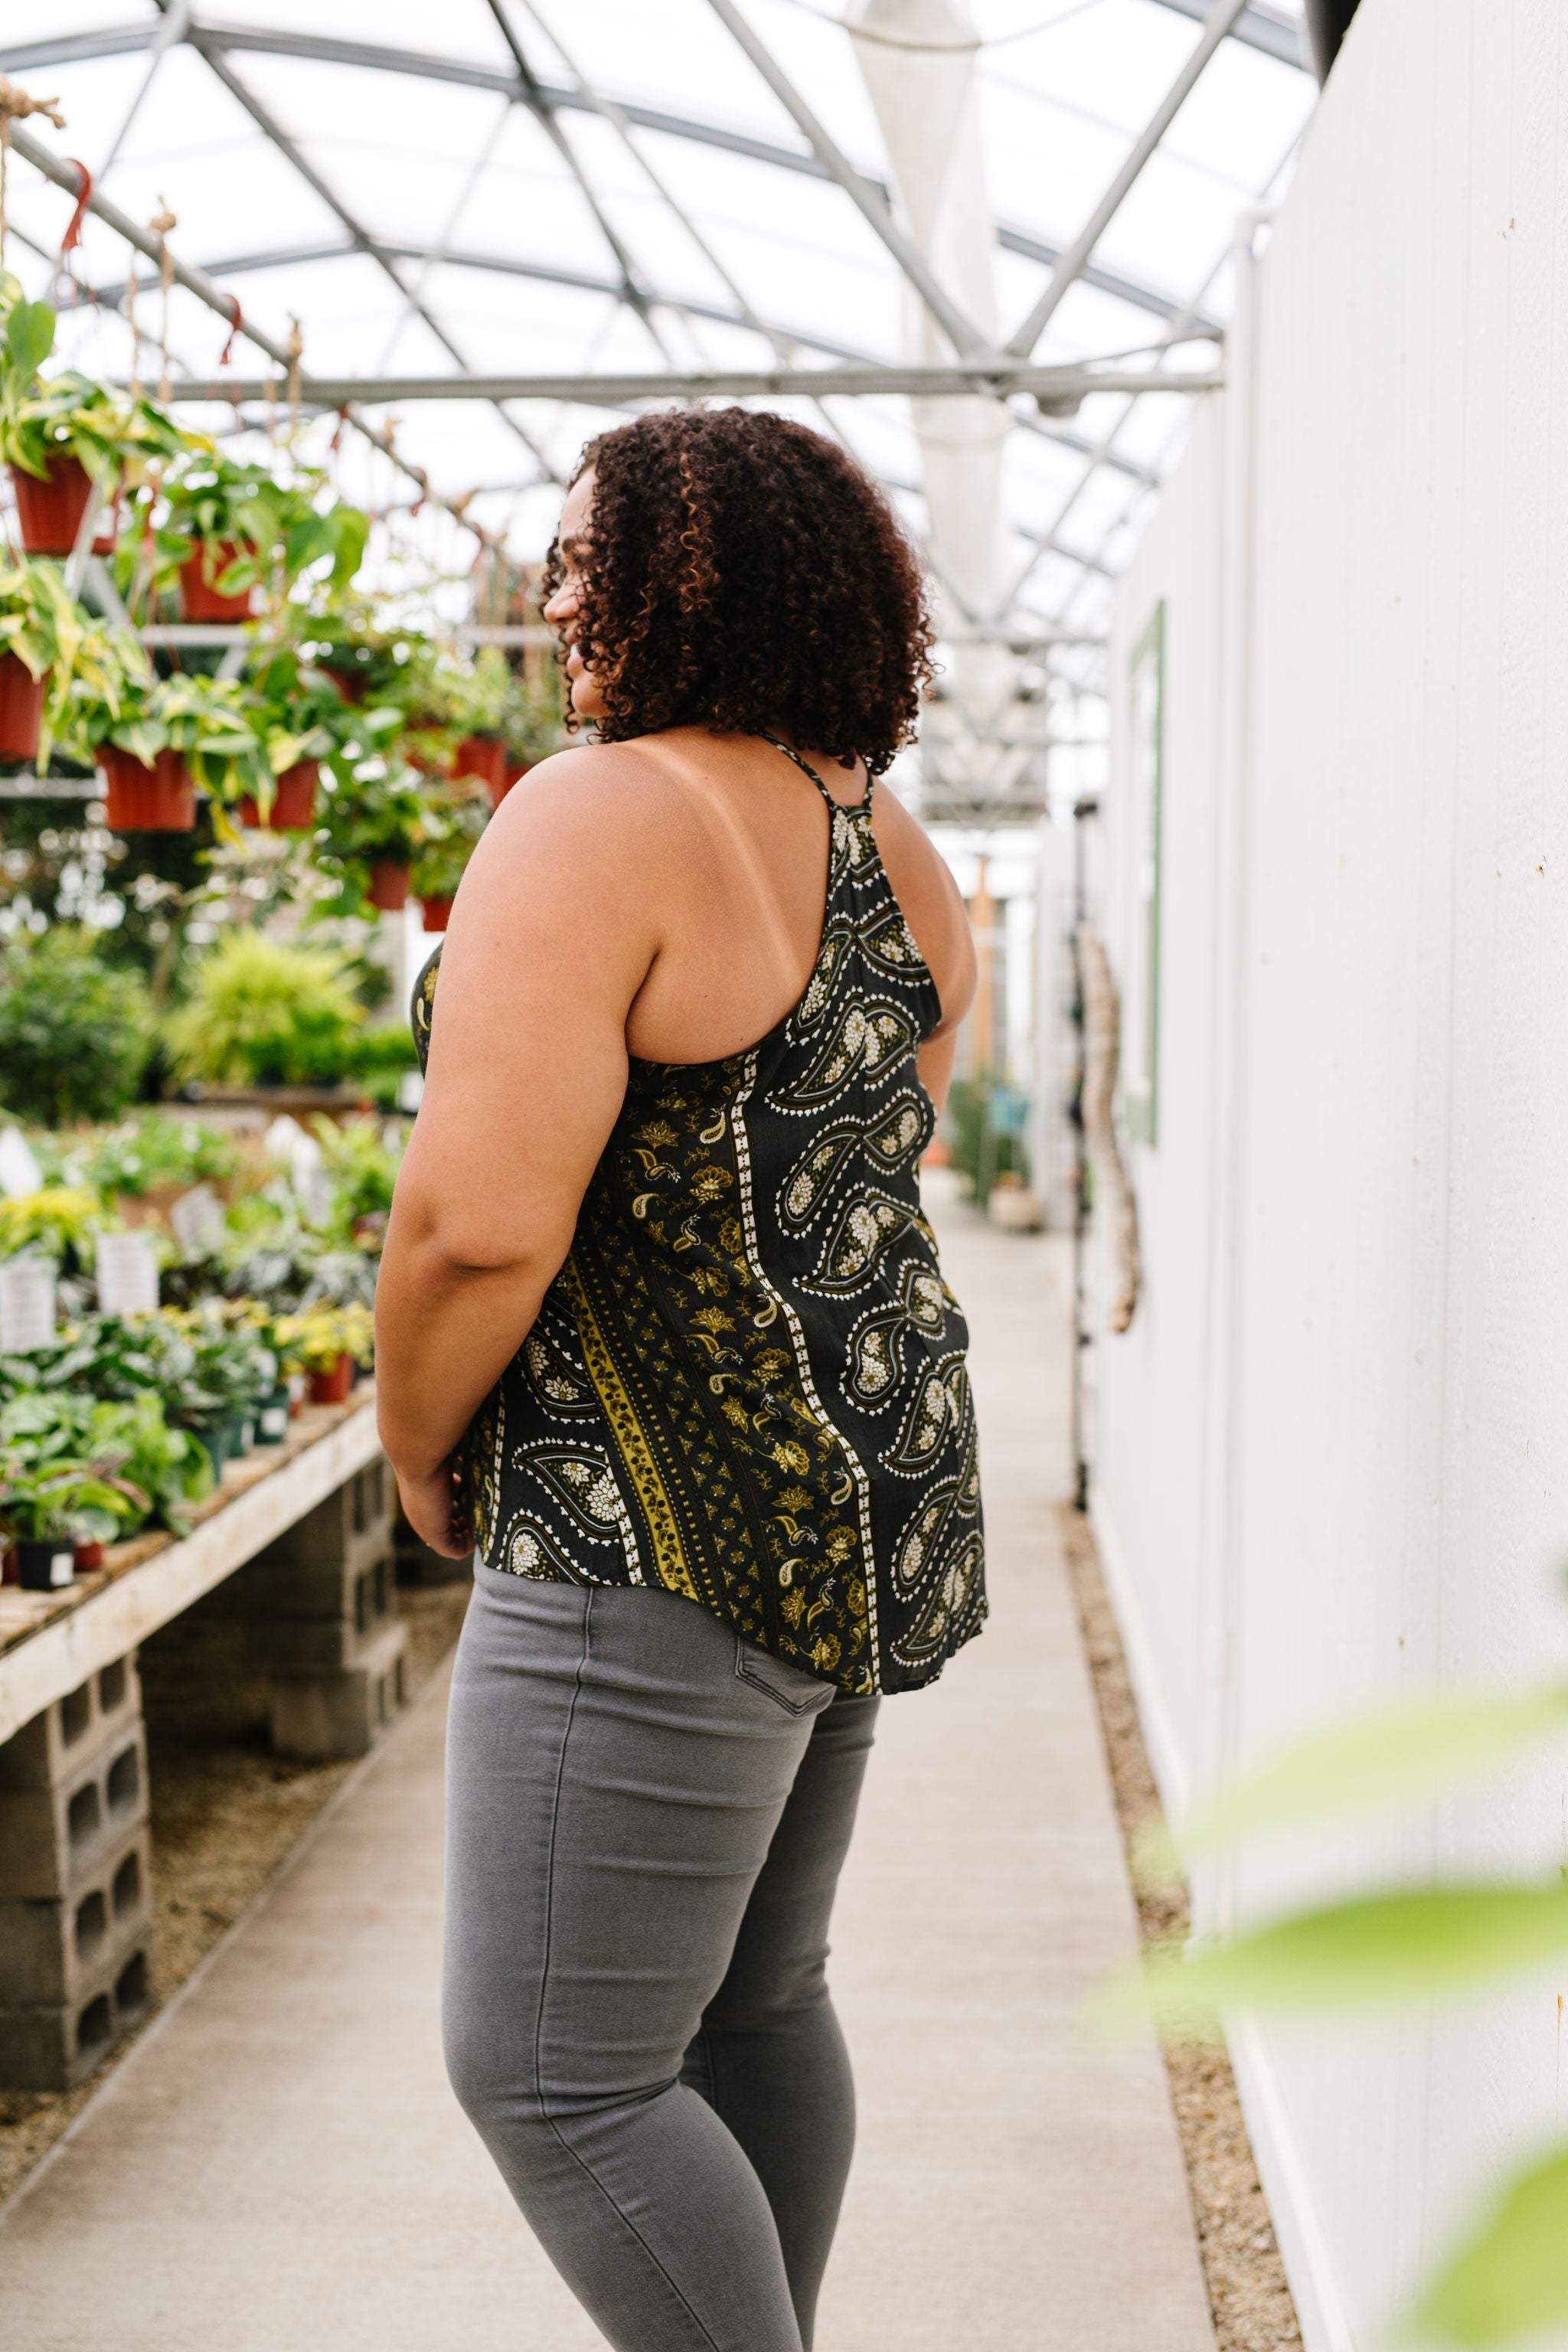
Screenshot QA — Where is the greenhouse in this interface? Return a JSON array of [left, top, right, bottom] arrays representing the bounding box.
[[0, 3, 1563, 2350]]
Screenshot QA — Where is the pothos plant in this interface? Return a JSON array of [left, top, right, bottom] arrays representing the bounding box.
[[0, 555, 144, 766], [120, 453, 368, 609], [410, 777, 490, 903], [0, 287, 196, 491]]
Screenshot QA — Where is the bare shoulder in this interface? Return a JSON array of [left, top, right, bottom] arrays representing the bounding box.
[[873, 784, 977, 1031]]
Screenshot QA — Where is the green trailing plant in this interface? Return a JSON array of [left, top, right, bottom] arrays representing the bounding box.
[[163, 930, 364, 1089], [411, 779, 488, 903], [101, 668, 267, 808], [499, 660, 567, 766], [1105, 1638, 1568, 2347], [0, 554, 147, 770], [0, 926, 153, 1127], [308, 1112, 406, 1241], [325, 758, 426, 858], [0, 296, 194, 491], [121, 454, 369, 610]]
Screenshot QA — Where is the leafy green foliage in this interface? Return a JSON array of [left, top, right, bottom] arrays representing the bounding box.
[[0, 1387, 211, 1539], [163, 930, 364, 1087], [1411, 2148, 1568, 2348], [68, 1112, 241, 1199], [411, 778, 488, 901], [0, 1184, 109, 1272], [0, 928, 153, 1126]]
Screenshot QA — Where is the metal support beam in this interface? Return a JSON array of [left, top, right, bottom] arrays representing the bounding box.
[[702, 0, 989, 362], [0, 23, 1224, 337], [162, 7, 563, 488], [1005, 0, 1251, 358], [166, 362, 1224, 406]]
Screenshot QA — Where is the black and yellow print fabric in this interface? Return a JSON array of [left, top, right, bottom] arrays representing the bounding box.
[[411, 744, 986, 1696]]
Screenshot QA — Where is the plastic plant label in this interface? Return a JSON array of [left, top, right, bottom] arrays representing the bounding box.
[[298, 1165, 333, 1229], [264, 1114, 307, 1163], [0, 1257, 57, 1352], [95, 1230, 160, 1317], [0, 1127, 44, 1200], [259, 1399, 289, 1439], [47, 1549, 74, 1588], [170, 1183, 225, 1255]]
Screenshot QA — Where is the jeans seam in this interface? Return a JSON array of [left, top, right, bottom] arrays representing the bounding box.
[[734, 1645, 831, 1717], [534, 1589, 728, 2352]]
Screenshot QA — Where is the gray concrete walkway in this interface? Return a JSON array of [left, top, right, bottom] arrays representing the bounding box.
[[0, 1194, 1215, 2352]]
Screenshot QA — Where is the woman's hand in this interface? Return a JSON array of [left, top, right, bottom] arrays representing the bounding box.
[[395, 1455, 474, 1560]]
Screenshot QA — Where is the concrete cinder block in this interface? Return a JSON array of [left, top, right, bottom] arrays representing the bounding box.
[[0, 1821, 152, 2007], [267, 1622, 408, 1761], [0, 1655, 142, 1794], [0, 1932, 153, 2092], [253, 1461, 394, 1583], [239, 1544, 396, 1628], [394, 1519, 473, 1587], [0, 1723, 148, 1900]]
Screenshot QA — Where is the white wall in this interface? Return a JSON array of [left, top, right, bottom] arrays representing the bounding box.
[[1093, 0, 1568, 2343]]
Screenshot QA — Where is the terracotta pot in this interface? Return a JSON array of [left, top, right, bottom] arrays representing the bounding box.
[[418, 894, 454, 933], [237, 760, 319, 831], [453, 735, 508, 803], [100, 745, 197, 831], [9, 453, 94, 556], [367, 855, 411, 913], [308, 1353, 354, 1406], [178, 539, 255, 623], [322, 660, 368, 704], [74, 1540, 106, 1572], [0, 651, 46, 763]]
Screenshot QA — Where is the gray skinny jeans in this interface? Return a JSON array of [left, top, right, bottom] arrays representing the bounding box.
[[442, 1562, 880, 2352]]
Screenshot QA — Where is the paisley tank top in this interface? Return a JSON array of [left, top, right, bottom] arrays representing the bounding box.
[[410, 734, 986, 1697]]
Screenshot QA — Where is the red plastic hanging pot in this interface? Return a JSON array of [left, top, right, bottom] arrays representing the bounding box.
[[323, 660, 368, 704], [307, 1354, 354, 1406], [0, 652, 46, 764], [237, 760, 319, 831], [74, 1540, 107, 1573], [367, 855, 411, 913], [9, 454, 95, 556], [178, 538, 255, 623], [418, 894, 454, 933], [452, 734, 508, 804], [100, 745, 197, 831]]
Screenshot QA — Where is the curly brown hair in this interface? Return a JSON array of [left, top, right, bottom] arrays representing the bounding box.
[[544, 407, 934, 776]]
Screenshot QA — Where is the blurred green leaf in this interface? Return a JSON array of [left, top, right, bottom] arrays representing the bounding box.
[[1140, 1685, 1568, 1883], [1100, 1881, 1568, 2040], [6, 299, 56, 377], [1408, 2146, 1568, 2347]]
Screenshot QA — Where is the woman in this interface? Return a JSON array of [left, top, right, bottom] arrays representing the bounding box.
[[376, 406, 986, 2352]]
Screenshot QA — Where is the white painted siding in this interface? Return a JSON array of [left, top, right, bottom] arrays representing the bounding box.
[[1093, 0, 1568, 2341]]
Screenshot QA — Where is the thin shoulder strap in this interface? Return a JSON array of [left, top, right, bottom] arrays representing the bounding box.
[[755, 730, 874, 811]]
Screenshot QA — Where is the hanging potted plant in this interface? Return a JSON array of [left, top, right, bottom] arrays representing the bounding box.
[[319, 757, 426, 911], [233, 650, 336, 828], [139, 456, 367, 624], [411, 778, 488, 931], [446, 647, 511, 803], [0, 555, 79, 765], [496, 660, 566, 805], [95, 671, 262, 833], [274, 1300, 375, 1406], [0, 292, 195, 557]]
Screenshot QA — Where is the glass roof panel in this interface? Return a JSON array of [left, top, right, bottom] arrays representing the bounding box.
[[0, 0, 1314, 805]]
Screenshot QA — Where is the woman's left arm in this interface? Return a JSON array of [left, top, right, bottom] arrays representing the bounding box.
[[375, 751, 662, 1555]]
